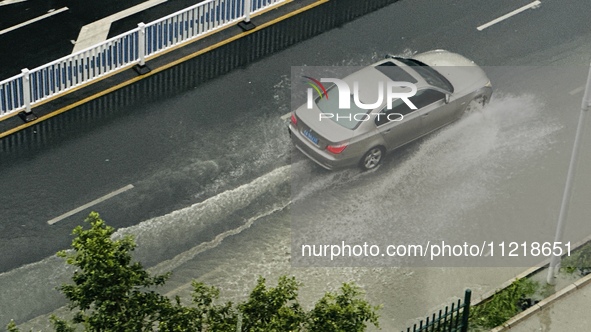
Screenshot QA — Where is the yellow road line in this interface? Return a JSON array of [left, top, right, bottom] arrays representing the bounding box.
[[1, 0, 328, 139]]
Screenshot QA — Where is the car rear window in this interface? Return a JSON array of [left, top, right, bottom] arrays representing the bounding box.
[[316, 87, 369, 130], [374, 61, 418, 83]]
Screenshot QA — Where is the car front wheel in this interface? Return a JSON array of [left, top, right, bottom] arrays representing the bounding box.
[[360, 146, 385, 171], [464, 95, 487, 115]]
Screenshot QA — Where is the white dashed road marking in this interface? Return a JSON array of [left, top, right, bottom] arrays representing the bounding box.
[[0, 7, 69, 35], [569, 86, 585, 96], [47, 184, 134, 225], [0, 0, 28, 6], [477, 1, 541, 31]]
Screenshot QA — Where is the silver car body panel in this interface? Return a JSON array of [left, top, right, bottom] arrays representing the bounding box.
[[290, 50, 493, 170]]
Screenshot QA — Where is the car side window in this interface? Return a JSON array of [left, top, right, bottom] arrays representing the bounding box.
[[375, 99, 410, 127], [375, 89, 446, 127], [410, 89, 446, 109]]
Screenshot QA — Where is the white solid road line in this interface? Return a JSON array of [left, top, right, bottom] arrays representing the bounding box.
[[0, 7, 69, 35], [569, 86, 585, 96], [47, 184, 134, 225], [72, 0, 167, 53], [280, 112, 292, 120], [477, 0, 541, 31], [0, 0, 27, 6]]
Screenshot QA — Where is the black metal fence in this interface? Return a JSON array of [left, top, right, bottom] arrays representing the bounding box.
[[403, 289, 471, 332]]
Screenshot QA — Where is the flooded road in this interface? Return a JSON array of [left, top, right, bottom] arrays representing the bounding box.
[[3, 0, 591, 330]]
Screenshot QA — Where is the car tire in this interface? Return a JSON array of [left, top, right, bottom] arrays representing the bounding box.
[[360, 146, 385, 171], [464, 95, 487, 115]]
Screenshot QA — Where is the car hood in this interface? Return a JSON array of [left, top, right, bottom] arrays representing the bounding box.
[[413, 50, 489, 95]]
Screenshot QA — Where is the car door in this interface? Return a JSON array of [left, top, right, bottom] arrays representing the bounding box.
[[375, 98, 422, 151], [410, 88, 456, 135]]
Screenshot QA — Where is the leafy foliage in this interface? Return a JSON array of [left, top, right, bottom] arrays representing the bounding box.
[[5, 321, 21, 332], [239, 276, 305, 331], [469, 278, 538, 329], [56, 212, 171, 331], [561, 242, 591, 275], [308, 283, 381, 332], [157, 282, 238, 332], [6, 213, 380, 332]]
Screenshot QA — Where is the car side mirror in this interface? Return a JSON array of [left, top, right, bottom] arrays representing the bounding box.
[[444, 94, 451, 104]]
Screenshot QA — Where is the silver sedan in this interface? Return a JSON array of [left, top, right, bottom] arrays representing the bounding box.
[[288, 50, 493, 170]]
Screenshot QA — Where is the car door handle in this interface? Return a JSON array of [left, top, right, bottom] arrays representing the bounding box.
[[422, 113, 429, 117]]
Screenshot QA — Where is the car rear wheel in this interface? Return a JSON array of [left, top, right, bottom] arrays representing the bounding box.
[[360, 146, 385, 171]]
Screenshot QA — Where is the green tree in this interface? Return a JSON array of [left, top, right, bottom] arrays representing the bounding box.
[[239, 276, 305, 331], [308, 283, 380, 332], [56, 212, 171, 331], [157, 282, 238, 332], [6, 213, 380, 332]]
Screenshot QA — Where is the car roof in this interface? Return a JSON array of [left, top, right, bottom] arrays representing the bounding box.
[[339, 59, 434, 103]]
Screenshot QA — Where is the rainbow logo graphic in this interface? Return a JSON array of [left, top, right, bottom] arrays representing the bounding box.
[[303, 76, 328, 100]]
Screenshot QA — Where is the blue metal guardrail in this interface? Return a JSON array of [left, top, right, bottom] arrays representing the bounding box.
[[0, 0, 284, 120]]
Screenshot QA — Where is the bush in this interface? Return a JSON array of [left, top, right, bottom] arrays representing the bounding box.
[[469, 278, 538, 329], [561, 242, 591, 276]]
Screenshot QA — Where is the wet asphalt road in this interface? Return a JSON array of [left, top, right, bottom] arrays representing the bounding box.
[[4, 0, 591, 271], [2, 0, 591, 328], [2, 0, 591, 270]]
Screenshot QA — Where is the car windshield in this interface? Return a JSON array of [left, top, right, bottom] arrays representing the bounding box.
[[316, 86, 369, 130], [397, 58, 454, 92]]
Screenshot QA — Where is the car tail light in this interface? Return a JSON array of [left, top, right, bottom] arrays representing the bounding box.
[[290, 113, 298, 126], [326, 143, 348, 154]]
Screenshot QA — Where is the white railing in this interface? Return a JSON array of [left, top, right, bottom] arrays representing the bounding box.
[[30, 29, 141, 105], [0, 72, 26, 114], [0, 0, 284, 120], [146, 0, 243, 56]]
